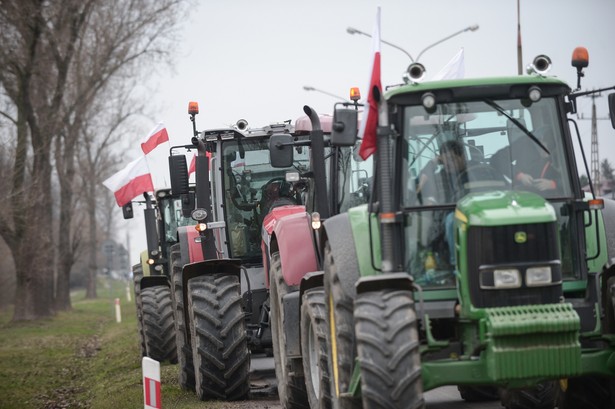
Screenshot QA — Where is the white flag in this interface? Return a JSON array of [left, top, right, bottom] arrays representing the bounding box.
[[431, 48, 465, 81]]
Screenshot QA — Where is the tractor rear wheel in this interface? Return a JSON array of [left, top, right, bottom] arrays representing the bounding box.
[[500, 382, 558, 409], [141, 285, 178, 363], [188, 274, 250, 401], [323, 243, 361, 409], [558, 276, 615, 408], [354, 289, 424, 409], [269, 252, 309, 408], [301, 288, 332, 409], [558, 376, 615, 409], [170, 243, 195, 391], [132, 263, 146, 356]]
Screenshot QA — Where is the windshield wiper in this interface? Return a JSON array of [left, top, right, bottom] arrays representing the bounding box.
[[483, 99, 550, 155]]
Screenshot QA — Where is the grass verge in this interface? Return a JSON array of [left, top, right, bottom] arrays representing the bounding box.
[[0, 279, 279, 409]]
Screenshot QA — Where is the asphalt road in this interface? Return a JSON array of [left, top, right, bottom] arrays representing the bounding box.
[[248, 355, 504, 409]]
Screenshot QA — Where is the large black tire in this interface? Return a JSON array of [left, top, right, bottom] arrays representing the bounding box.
[[188, 274, 250, 401], [457, 385, 499, 402], [558, 376, 615, 409], [132, 263, 146, 357], [301, 288, 332, 409], [170, 243, 195, 391], [499, 382, 557, 409], [141, 285, 178, 363], [323, 243, 362, 409], [269, 252, 309, 408], [354, 290, 424, 409]]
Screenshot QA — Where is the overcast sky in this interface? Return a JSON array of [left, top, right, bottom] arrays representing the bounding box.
[[122, 0, 615, 261]]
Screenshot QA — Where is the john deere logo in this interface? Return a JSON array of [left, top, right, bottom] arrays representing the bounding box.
[[514, 231, 527, 244]]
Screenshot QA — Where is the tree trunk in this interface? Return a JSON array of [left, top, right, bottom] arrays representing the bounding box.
[[12, 154, 55, 321], [55, 133, 78, 311], [85, 182, 98, 299]]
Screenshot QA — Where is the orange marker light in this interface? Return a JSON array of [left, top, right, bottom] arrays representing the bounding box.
[[350, 87, 361, 102], [571, 47, 589, 69], [188, 101, 199, 115], [588, 198, 604, 210]]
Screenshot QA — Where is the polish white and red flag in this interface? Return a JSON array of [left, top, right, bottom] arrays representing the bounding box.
[[102, 156, 154, 207], [357, 6, 382, 161], [141, 122, 171, 188], [141, 123, 169, 155]]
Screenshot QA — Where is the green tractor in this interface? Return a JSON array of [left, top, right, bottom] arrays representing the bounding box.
[[322, 48, 615, 409]]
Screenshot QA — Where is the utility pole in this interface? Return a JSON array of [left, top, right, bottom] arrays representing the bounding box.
[[578, 92, 609, 195], [517, 0, 523, 75]]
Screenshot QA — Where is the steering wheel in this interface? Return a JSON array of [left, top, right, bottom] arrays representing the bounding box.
[[457, 164, 509, 192], [260, 177, 294, 215]]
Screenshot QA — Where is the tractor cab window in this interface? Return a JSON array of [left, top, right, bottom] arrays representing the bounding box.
[[221, 138, 309, 259], [339, 141, 374, 213], [400, 98, 577, 288], [159, 196, 194, 244]]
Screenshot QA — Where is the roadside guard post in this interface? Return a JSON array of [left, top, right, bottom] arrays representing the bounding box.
[[114, 298, 122, 323], [142, 357, 161, 409]]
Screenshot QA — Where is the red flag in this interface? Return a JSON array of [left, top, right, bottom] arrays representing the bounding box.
[[188, 151, 212, 176], [102, 156, 154, 207], [141, 123, 169, 155], [357, 7, 382, 160], [188, 153, 196, 176]]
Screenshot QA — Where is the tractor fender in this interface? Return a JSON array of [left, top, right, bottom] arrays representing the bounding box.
[[139, 250, 151, 276], [180, 258, 243, 344], [177, 225, 204, 264], [282, 271, 325, 360], [140, 275, 170, 291], [356, 272, 413, 294], [261, 205, 307, 286], [602, 198, 615, 266], [272, 212, 318, 288], [299, 270, 324, 299], [321, 213, 360, 301]]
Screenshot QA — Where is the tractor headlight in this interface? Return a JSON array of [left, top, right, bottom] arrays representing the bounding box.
[[526, 266, 552, 287], [493, 269, 521, 288]]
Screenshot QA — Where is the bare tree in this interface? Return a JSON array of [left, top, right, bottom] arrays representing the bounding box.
[[0, 0, 187, 320]]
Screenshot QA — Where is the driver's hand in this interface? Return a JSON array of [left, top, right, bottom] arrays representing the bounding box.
[[533, 178, 556, 191], [516, 172, 534, 186]]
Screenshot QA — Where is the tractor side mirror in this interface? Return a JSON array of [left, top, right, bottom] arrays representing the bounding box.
[[181, 192, 195, 218], [609, 93, 615, 129], [269, 134, 294, 168], [331, 108, 358, 147], [122, 202, 134, 219], [169, 154, 189, 195]]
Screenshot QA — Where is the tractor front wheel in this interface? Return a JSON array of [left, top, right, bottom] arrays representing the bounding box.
[[188, 274, 250, 401], [269, 252, 309, 408], [354, 289, 424, 409], [323, 243, 361, 409], [141, 285, 178, 363], [301, 288, 331, 409], [170, 243, 195, 391], [132, 263, 146, 356]]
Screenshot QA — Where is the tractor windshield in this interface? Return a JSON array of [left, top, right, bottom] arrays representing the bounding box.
[[401, 97, 578, 288], [221, 138, 310, 260]]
